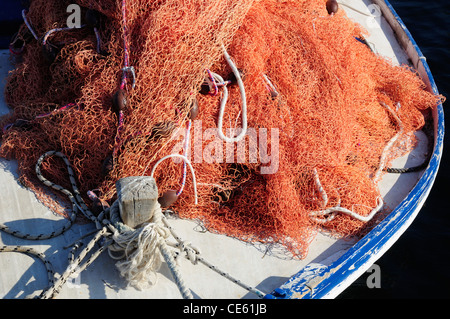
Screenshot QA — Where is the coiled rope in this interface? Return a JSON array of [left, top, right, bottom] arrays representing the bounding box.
[[0, 150, 266, 299]]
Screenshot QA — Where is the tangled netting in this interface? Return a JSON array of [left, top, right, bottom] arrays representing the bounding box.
[[0, 0, 443, 258]]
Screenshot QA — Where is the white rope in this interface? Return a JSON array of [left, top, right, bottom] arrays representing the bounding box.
[[309, 101, 404, 223], [309, 167, 384, 223], [217, 44, 248, 143], [150, 154, 198, 205], [158, 235, 194, 299], [374, 102, 404, 183], [43, 25, 86, 45], [112, 223, 166, 290], [105, 199, 162, 288], [313, 168, 328, 208], [310, 194, 384, 223], [36, 151, 98, 223], [161, 214, 267, 298], [107, 199, 193, 298], [0, 151, 98, 241], [39, 227, 109, 299], [21, 10, 39, 40]]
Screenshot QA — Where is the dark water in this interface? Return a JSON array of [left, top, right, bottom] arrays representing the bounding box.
[[0, 0, 448, 300], [339, 0, 450, 299]]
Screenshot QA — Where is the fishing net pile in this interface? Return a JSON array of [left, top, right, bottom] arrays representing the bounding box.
[[0, 0, 442, 258]]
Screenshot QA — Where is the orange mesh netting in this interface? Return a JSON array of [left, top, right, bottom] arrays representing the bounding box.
[[0, 0, 443, 258]]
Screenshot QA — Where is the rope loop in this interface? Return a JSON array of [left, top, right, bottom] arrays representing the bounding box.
[[150, 154, 198, 205], [36, 151, 97, 224], [216, 45, 248, 143]]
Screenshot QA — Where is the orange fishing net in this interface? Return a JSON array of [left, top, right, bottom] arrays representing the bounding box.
[[0, 0, 442, 258]]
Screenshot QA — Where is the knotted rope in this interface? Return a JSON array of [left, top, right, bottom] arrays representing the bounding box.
[[0, 150, 266, 299]]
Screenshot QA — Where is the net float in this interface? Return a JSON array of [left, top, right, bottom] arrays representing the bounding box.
[[101, 154, 114, 177], [326, 0, 339, 15], [199, 82, 211, 95], [112, 89, 127, 115], [158, 190, 178, 208], [188, 98, 199, 120], [90, 197, 110, 216]]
